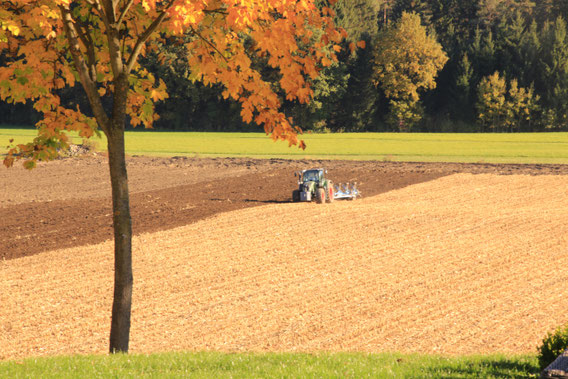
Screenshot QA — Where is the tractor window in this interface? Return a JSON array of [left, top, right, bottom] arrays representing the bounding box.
[[303, 170, 319, 182]]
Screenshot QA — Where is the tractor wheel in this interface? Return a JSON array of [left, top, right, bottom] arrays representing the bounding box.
[[326, 184, 334, 203], [316, 188, 325, 204], [292, 190, 300, 202]]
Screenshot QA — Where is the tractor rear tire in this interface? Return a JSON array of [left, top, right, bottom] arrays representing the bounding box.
[[326, 184, 334, 203], [292, 190, 300, 202], [316, 188, 325, 204]]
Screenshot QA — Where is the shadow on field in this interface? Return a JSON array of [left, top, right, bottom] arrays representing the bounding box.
[[1, 159, 456, 260], [243, 199, 291, 204]]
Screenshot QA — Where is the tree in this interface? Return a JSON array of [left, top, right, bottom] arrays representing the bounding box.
[[1, 0, 345, 353], [505, 79, 539, 131], [534, 0, 568, 24], [451, 53, 475, 121], [373, 11, 448, 130], [477, 71, 539, 131], [326, 0, 380, 132], [477, 0, 535, 27], [470, 28, 497, 78], [392, 0, 434, 26], [334, 0, 382, 42], [285, 57, 350, 132], [519, 20, 541, 90], [539, 16, 568, 128], [496, 11, 528, 83], [141, 39, 249, 131], [477, 71, 507, 131]]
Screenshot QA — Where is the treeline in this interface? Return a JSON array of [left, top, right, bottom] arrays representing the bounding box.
[[3, 0, 568, 132]]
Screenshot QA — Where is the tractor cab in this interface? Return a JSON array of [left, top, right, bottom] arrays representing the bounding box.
[[301, 169, 324, 184]]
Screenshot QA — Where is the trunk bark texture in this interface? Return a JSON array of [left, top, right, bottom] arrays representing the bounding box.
[[107, 76, 133, 353]]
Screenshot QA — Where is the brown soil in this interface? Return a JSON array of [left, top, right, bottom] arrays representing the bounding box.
[[2, 155, 567, 261], [1, 173, 567, 359]]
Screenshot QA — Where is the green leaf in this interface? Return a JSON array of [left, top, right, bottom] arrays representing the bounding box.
[[142, 101, 153, 118], [16, 76, 29, 85], [23, 160, 36, 170]]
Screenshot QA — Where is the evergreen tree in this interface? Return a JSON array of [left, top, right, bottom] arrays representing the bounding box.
[[392, 0, 434, 26], [142, 40, 248, 131], [534, 0, 555, 24], [519, 20, 541, 88], [285, 60, 350, 132], [452, 53, 475, 122], [325, 0, 382, 131], [539, 17, 568, 128], [334, 0, 382, 41], [470, 27, 497, 81], [477, 0, 504, 27], [497, 11, 528, 82], [477, 0, 534, 27], [535, 0, 568, 24]]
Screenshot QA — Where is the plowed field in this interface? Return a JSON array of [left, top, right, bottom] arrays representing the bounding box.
[[1, 155, 568, 360]]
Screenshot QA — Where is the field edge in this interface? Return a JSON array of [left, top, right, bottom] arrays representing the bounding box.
[[3, 129, 568, 165], [0, 351, 540, 378]]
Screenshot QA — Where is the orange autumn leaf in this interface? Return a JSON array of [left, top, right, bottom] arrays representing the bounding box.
[[1, 0, 346, 167], [349, 42, 357, 53]]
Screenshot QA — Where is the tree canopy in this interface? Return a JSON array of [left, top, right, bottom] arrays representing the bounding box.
[[1, 0, 346, 168], [373, 11, 448, 130], [3, 0, 568, 133]]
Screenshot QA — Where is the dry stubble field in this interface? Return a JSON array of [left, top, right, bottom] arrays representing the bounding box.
[[1, 155, 568, 360]]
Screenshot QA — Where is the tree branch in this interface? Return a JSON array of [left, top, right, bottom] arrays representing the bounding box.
[[124, 0, 175, 74], [190, 26, 229, 63], [71, 15, 98, 82], [59, 5, 110, 135], [98, 0, 125, 78], [100, 0, 117, 24], [94, 0, 111, 27], [203, 9, 228, 15], [116, 0, 134, 27]]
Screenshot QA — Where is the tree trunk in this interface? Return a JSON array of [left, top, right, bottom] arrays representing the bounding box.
[[107, 76, 133, 354], [62, 3, 135, 352]]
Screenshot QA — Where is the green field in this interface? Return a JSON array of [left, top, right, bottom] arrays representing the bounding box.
[[0, 352, 539, 378], [2, 128, 568, 164]]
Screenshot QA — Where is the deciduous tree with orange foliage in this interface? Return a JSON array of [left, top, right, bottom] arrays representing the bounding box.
[[0, 0, 346, 353]]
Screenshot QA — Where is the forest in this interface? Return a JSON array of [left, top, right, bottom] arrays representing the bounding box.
[[2, 0, 568, 133]]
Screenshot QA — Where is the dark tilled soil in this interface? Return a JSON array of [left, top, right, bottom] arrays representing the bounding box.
[[2, 155, 568, 260]]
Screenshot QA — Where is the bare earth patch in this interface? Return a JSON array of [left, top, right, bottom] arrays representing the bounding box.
[[1, 173, 567, 360], [2, 156, 448, 259], [3, 155, 566, 261]]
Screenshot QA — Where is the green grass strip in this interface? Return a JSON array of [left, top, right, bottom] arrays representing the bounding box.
[[2, 127, 568, 164], [0, 352, 539, 378]]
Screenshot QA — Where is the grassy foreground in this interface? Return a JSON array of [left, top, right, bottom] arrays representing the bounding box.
[[0, 352, 539, 378], [2, 128, 568, 164]]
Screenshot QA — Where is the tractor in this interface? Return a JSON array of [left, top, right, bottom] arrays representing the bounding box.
[[292, 168, 360, 203], [292, 168, 335, 204]]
